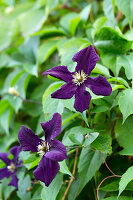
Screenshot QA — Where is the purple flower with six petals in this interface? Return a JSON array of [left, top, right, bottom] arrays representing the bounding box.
[[18, 113, 67, 186], [0, 146, 23, 190], [43, 45, 112, 113]]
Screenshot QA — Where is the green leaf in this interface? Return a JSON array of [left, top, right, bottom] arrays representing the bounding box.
[[59, 12, 79, 33], [100, 53, 117, 76], [0, 179, 14, 200], [103, 197, 133, 200], [42, 82, 64, 119], [93, 16, 107, 37], [103, 0, 117, 27], [24, 154, 41, 170], [119, 166, 133, 197], [91, 134, 112, 154], [0, 16, 18, 51], [108, 77, 129, 88], [45, 0, 59, 12], [58, 38, 90, 71], [19, 36, 39, 76], [101, 179, 133, 192], [95, 27, 132, 54], [69, 16, 80, 36], [62, 112, 80, 127], [80, 5, 91, 22], [68, 178, 80, 200], [38, 39, 57, 63], [0, 107, 14, 134], [118, 89, 133, 122], [19, 9, 46, 36], [84, 132, 99, 146], [31, 187, 42, 200], [32, 26, 65, 37], [115, 116, 133, 149], [17, 174, 31, 200], [77, 148, 106, 194], [0, 99, 9, 117], [117, 53, 133, 80], [125, 28, 133, 41], [62, 126, 91, 146], [116, 0, 133, 28], [92, 63, 110, 77], [59, 160, 73, 177], [119, 146, 133, 155], [41, 173, 63, 200]]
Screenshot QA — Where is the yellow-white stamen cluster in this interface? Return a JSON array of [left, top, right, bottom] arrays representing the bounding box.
[[72, 70, 88, 86], [7, 162, 15, 173], [8, 87, 19, 96], [37, 141, 50, 157]]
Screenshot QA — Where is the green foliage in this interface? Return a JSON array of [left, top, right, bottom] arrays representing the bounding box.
[[116, 0, 133, 28], [119, 166, 133, 197], [118, 89, 133, 122], [0, 0, 133, 199], [41, 173, 63, 200]]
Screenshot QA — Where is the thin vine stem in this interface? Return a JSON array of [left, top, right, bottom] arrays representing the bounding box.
[[96, 175, 122, 200], [66, 145, 122, 200], [4, 93, 42, 105], [62, 148, 79, 200]]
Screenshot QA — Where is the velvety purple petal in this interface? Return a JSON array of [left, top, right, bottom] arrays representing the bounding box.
[[33, 157, 60, 186], [43, 66, 73, 82], [17, 160, 23, 167], [8, 174, 18, 190], [0, 167, 11, 180], [74, 84, 91, 113], [51, 82, 77, 99], [45, 139, 67, 162], [10, 146, 21, 163], [72, 45, 100, 75], [0, 153, 10, 165], [41, 113, 62, 141], [18, 125, 42, 152], [85, 76, 112, 96]]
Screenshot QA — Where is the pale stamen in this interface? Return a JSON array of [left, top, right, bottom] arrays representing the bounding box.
[[7, 162, 15, 173], [72, 70, 88, 86], [37, 141, 50, 157]]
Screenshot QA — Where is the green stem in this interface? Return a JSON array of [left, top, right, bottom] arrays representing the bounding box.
[[62, 113, 80, 126]]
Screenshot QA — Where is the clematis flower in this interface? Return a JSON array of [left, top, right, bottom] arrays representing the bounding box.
[[43, 45, 112, 113], [0, 146, 23, 190], [18, 113, 67, 186]]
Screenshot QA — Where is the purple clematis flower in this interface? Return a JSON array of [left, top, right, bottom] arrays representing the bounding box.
[[43, 45, 112, 113], [18, 113, 67, 187], [0, 146, 23, 190]]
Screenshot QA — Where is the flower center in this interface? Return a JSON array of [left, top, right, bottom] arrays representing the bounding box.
[[7, 162, 15, 173], [37, 141, 50, 157], [72, 70, 88, 86]]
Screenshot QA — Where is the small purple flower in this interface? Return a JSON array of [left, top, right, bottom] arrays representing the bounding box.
[[0, 146, 23, 190], [18, 113, 67, 187], [43, 45, 112, 113]]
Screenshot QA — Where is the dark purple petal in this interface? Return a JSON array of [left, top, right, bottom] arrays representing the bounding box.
[[72, 45, 100, 75], [0, 153, 10, 165], [8, 174, 18, 190], [33, 157, 60, 186], [18, 125, 42, 152], [10, 146, 21, 163], [43, 66, 73, 82], [51, 82, 77, 99], [85, 76, 112, 96], [0, 167, 11, 180], [45, 139, 67, 162], [16, 160, 23, 168], [41, 113, 61, 142], [74, 84, 91, 113]]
